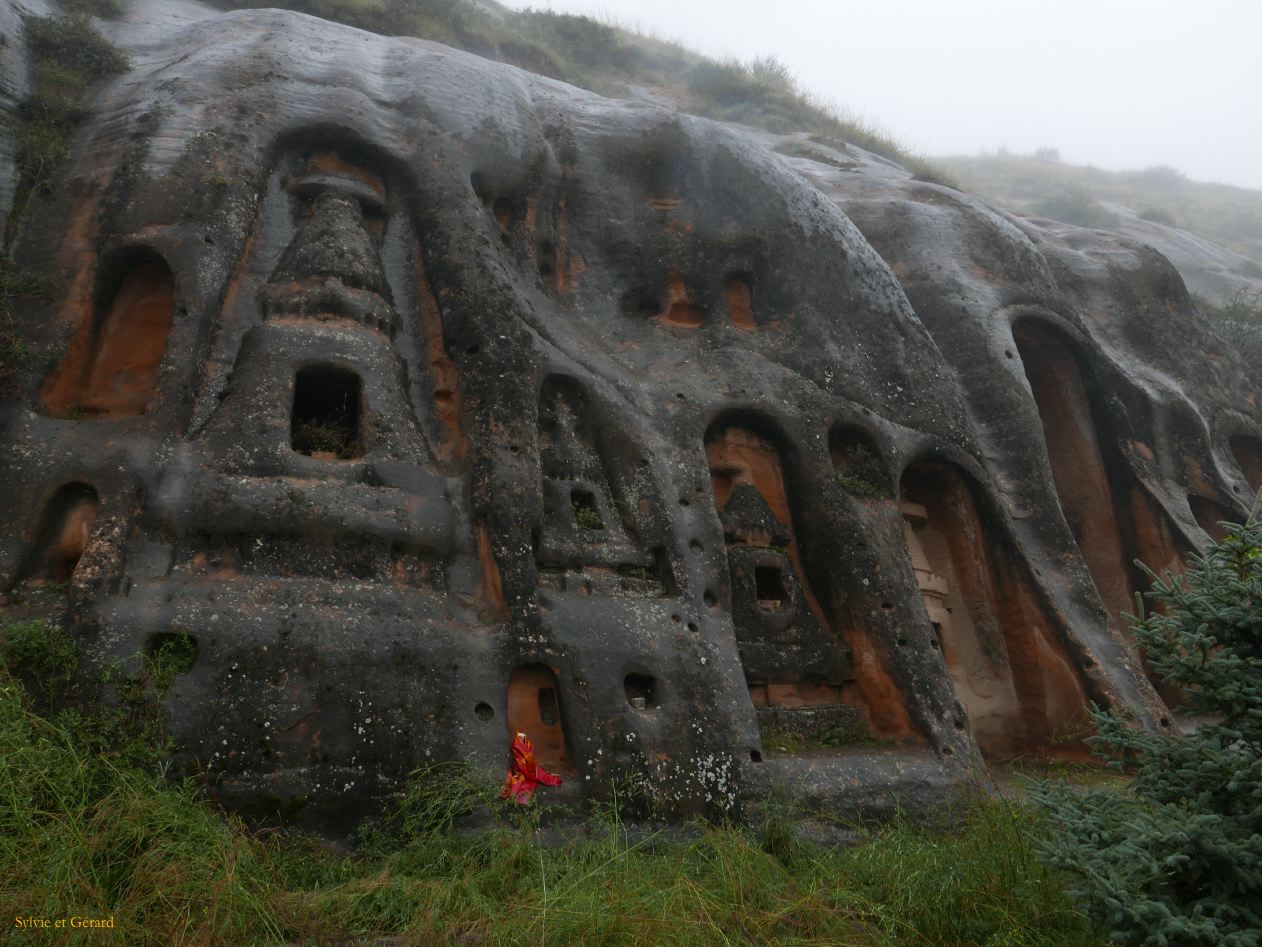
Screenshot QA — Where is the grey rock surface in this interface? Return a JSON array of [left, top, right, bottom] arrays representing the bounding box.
[[1, 1, 1259, 835]]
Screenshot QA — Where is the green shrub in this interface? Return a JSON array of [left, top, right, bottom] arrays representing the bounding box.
[[22, 13, 129, 79], [1033, 500, 1262, 945], [1201, 288, 1262, 386]]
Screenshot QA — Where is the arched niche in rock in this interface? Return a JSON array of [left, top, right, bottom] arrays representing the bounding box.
[[41, 251, 175, 419], [14, 483, 100, 586], [1231, 434, 1262, 496], [1011, 317, 1187, 698], [506, 664, 570, 774], [534, 375, 671, 596], [705, 414, 914, 749], [899, 460, 1089, 759]]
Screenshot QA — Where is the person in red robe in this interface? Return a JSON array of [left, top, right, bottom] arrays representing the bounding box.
[[501, 730, 562, 803]]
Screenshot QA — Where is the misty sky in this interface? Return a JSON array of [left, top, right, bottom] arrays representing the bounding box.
[[502, 0, 1262, 191]]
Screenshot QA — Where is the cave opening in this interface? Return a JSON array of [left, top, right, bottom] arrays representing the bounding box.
[[507, 664, 569, 772], [291, 365, 363, 459]]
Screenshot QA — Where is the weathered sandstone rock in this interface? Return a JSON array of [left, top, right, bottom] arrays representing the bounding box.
[[3, 2, 1260, 834]]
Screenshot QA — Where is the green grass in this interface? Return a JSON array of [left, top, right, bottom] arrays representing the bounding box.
[[0, 615, 1106, 944]]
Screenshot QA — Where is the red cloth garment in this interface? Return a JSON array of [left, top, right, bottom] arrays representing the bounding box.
[[501, 730, 563, 803]]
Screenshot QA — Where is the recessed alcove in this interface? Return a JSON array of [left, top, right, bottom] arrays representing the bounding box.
[[570, 489, 603, 530], [16, 483, 100, 586], [291, 365, 363, 459], [1012, 317, 1187, 700], [724, 274, 755, 330], [659, 269, 705, 328], [754, 565, 789, 608], [706, 414, 918, 748], [900, 460, 1089, 759], [623, 673, 657, 709], [41, 253, 175, 419], [507, 664, 569, 772]]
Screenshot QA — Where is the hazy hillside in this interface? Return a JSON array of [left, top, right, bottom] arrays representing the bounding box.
[[205, 0, 948, 183], [939, 152, 1262, 303]]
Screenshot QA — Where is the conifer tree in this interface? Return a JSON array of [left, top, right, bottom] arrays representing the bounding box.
[[1034, 500, 1262, 946]]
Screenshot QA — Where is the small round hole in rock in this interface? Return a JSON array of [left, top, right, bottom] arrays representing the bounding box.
[[475, 702, 494, 722], [749, 749, 763, 763], [686, 621, 699, 634], [703, 590, 718, 607], [689, 539, 703, 553]]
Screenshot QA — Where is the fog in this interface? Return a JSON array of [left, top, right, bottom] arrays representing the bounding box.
[[502, 0, 1262, 191]]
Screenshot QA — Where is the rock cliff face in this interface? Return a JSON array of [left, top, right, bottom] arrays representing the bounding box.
[[3, 2, 1261, 834]]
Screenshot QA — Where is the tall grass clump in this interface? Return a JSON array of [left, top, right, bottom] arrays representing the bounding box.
[[0, 620, 283, 945]]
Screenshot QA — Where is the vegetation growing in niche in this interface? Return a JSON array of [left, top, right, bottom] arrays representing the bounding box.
[[835, 444, 889, 499], [1033, 500, 1262, 945]]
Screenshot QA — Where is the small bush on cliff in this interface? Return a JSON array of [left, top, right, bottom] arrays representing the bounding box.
[[1032, 501, 1262, 945], [1201, 288, 1262, 387]]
